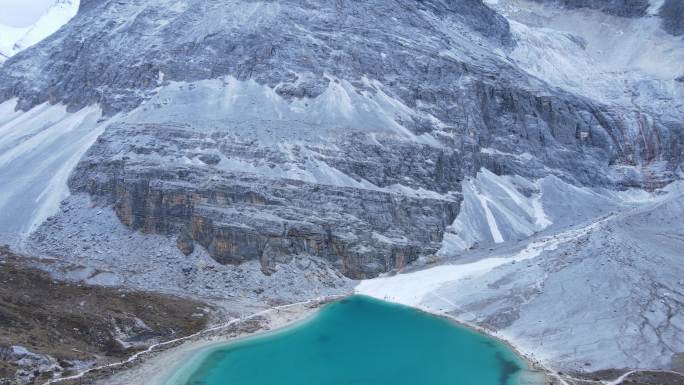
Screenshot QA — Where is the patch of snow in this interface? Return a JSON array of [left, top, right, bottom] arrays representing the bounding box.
[[438, 167, 663, 257], [480, 147, 534, 161], [372, 232, 410, 245], [473, 183, 505, 243], [0, 0, 79, 61], [610, 187, 657, 203], [130, 76, 441, 147], [439, 168, 552, 254], [500, 0, 684, 116], [0, 0, 56, 27], [122, 77, 458, 197], [0, 99, 107, 245], [356, 218, 603, 306], [0, 23, 25, 59], [385, 183, 459, 201], [531, 191, 552, 228], [86, 271, 123, 286], [647, 0, 666, 15], [63, 266, 96, 281]]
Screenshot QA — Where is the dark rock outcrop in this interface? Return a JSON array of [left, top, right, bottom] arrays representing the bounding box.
[[176, 231, 194, 256], [660, 0, 684, 36], [532, 0, 650, 17]]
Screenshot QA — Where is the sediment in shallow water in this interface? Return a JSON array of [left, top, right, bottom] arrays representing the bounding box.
[[166, 295, 535, 385]]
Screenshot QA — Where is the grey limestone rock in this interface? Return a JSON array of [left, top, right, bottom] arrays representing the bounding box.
[[531, 0, 650, 17], [1, 0, 682, 278], [660, 0, 684, 36]]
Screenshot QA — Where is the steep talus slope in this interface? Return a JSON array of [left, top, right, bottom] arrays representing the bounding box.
[[0, 99, 105, 243], [493, 0, 684, 184], [353, 0, 684, 376], [358, 179, 684, 373]]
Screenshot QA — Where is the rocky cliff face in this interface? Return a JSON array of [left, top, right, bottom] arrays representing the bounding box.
[[0, 0, 514, 115], [533, 0, 683, 36], [69, 123, 461, 278], [661, 0, 684, 35], [1, 0, 682, 278]]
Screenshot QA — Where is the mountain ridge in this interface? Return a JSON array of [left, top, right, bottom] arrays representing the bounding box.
[[0, 0, 682, 383]]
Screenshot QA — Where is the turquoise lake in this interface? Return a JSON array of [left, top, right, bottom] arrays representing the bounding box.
[[167, 295, 527, 385]]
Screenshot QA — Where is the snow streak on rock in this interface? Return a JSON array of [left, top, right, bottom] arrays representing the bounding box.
[[0, 0, 79, 61], [0, 99, 104, 245], [356, 214, 605, 306], [357, 180, 684, 372], [501, 0, 684, 115], [439, 168, 551, 254], [130, 77, 441, 148]]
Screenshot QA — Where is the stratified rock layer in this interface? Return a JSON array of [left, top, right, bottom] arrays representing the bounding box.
[[70, 122, 461, 278]]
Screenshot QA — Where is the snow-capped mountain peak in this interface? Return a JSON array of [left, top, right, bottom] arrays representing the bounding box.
[[0, 0, 79, 62]]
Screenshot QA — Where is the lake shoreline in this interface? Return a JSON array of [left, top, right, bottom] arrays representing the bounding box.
[[88, 294, 548, 385], [84, 296, 342, 385], [399, 301, 550, 385], [159, 301, 335, 385]]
